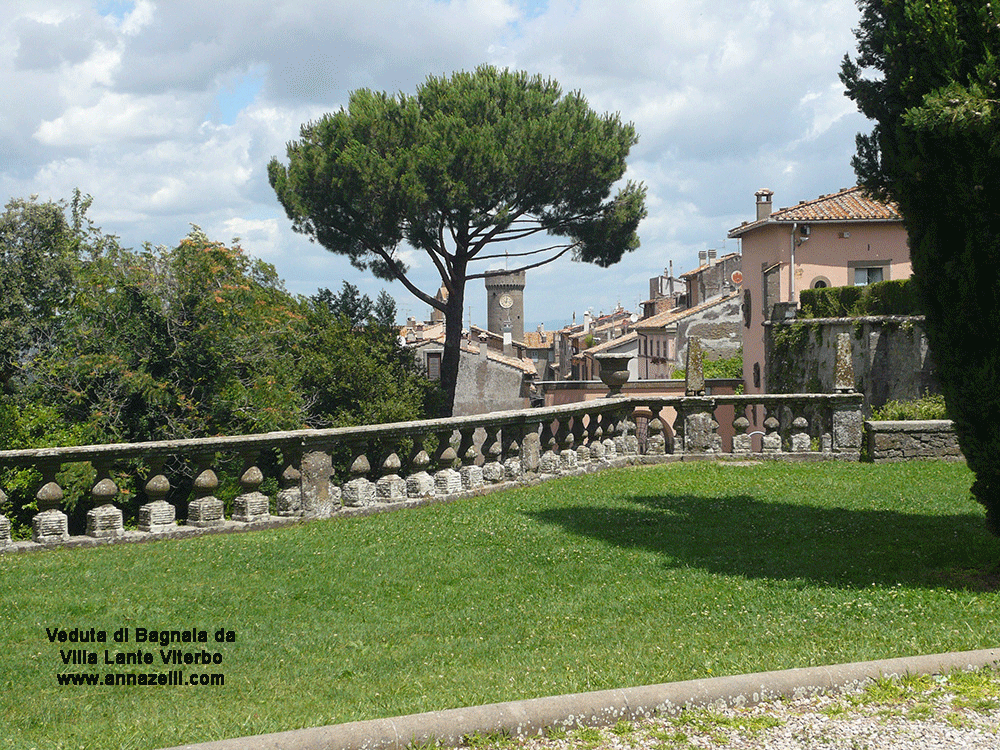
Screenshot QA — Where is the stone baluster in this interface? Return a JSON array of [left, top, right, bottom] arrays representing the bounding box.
[[538, 419, 560, 475], [586, 410, 606, 462], [620, 410, 639, 456], [601, 410, 618, 459], [762, 411, 782, 453], [557, 418, 578, 471], [646, 405, 666, 456], [732, 413, 753, 455], [406, 436, 435, 498], [458, 428, 484, 490], [139, 457, 175, 533], [343, 445, 376, 507], [187, 453, 224, 527], [432, 430, 461, 495], [33, 462, 68, 544], [572, 412, 591, 465], [375, 451, 407, 503], [672, 403, 687, 456], [232, 452, 270, 523], [480, 426, 505, 485], [276, 451, 303, 516], [0, 487, 13, 550], [86, 460, 123, 538], [502, 424, 524, 481], [790, 403, 811, 452]]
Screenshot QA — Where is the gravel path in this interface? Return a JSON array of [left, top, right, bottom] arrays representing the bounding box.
[[461, 669, 1000, 750]]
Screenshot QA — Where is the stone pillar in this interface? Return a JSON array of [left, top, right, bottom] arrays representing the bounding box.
[[685, 337, 706, 396], [834, 332, 855, 393], [86, 461, 124, 539], [375, 453, 407, 503], [139, 458, 175, 533], [432, 430, 461, 496], [186, 454, 224, 527], [232, 455, 270, 523], [406, 439, 435, 498], [481, 426, 505, 484], [0, 488, 13, 550], [32, 462, 69, 544], [276, 453, 303, 516], [300, 449, 333, 518], [343, 451, 376, 507]]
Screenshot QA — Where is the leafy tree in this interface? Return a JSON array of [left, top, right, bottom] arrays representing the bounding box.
[[841, 0, 1000, 533], [269, 65, 646, 415]]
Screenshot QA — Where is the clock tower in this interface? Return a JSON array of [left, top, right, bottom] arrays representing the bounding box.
[[484, 270, 525, 343]]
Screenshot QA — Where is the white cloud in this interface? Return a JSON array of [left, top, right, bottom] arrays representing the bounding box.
[[1, 0, 869, 328]]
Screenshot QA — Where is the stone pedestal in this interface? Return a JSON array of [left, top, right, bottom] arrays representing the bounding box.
[[460, 465, 484, 490], [139, 500, 176, 533], [86, 504, 124, 539], [187, 497, 224, 527], [33, 509, 69, 544], [375, 475, 407, 503], [434, 469, 462, 495], [343, 478, 375, 507], [232, 491, 270, 523], [406, 472, 435, 498]]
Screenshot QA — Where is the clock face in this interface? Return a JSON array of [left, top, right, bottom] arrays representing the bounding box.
[[498, 293, 514, 309]]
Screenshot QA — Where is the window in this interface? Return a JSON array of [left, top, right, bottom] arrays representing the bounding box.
[[811, 278, 830, 289], [426, 352, 441, 380], [853, 266, 884, 286]]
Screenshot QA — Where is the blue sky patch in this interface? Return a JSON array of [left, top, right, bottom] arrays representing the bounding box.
[[210, 70, 266, 125]]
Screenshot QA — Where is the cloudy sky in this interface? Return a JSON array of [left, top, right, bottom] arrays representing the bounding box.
[[3, 0, 871, 330]]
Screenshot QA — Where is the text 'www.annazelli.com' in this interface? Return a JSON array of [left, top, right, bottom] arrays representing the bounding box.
[[56, 670, 224, 687]]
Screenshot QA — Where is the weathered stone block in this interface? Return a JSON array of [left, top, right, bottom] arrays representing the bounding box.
[[343, 478, 376, 507], [276, 487, 301, 516], [539, 450, 561, 475], [232, 491, 270, 523], [0, 513, 12, 549], [32, 509, 69, 544], [482, 462, 505, 484], [86, 504, 124, 538], [187, 497, 224, 527], [434, 469, 462, 495], [460, 465, 484, 490], [559, 449, 578, 471], [406, 471, 435, 498], [375, 474, 407, 503], [503, 458, 522, 481], [139, 500, 175, 533]]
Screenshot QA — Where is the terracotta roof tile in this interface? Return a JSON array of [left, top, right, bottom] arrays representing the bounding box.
[[729, 186, 901, 237], [634, 291, 740, 330]]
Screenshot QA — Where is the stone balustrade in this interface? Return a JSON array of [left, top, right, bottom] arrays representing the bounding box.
[[0, 392, 864, 553]]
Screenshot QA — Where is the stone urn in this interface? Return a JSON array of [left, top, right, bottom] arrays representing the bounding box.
[[595, 352, 633, 397]]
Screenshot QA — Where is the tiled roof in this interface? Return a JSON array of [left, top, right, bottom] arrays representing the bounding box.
[[634, 291, 740, 331], [578, 330, 638, 356], [729, 186, 901, 237], [680, 252, 741, 278], [521, 331, 551, 348], [408, 337, 537, 375]]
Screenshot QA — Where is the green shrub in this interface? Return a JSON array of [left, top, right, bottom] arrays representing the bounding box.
[[871, 394, 949, 421], [800, 279, 921, 318], [800, 285, 864, 317], [860, 279, 921, 315]]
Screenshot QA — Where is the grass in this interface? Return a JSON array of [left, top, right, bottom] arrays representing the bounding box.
[[2, 460, 998, 749]]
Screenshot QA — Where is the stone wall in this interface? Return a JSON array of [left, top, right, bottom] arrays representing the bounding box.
[[766, 316, 938, 409], [865, 420, 963, 462]]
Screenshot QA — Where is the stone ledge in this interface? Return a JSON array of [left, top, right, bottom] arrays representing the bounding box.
[[865, 419, 964, 463]]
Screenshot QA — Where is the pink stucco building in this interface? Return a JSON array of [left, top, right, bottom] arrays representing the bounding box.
[[728, 186, 911, 394]]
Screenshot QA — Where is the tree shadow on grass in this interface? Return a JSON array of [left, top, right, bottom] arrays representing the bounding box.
[[527, 494, 1000, 591]]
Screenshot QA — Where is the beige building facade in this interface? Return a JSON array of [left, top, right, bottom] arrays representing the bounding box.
[[729, 186, 911, 394]]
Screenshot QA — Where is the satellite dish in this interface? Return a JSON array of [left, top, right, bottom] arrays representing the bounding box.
[[731, 270, 744, 285]]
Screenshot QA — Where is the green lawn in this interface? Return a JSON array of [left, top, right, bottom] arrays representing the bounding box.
[[2, 461, 997, 750]]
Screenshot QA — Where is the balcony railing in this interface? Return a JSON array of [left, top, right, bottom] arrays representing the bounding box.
[[0, 392, 863, 553]]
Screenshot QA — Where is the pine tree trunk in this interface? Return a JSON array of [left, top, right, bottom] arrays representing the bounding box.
[[438, 277, 466, 417]]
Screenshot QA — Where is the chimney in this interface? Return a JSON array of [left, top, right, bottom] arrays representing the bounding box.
[[698, 250, 708, 266], [755, 189, 774, 221], [708, 248, 717, 266], [479, 332, 489, 361]]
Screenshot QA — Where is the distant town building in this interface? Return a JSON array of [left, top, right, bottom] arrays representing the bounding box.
[[728, 186, 910, 393]]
